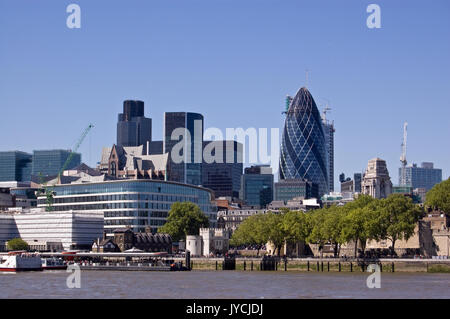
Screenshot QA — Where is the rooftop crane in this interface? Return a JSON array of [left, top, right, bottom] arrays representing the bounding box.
[[400, 122, 408, 186], [39, 124, 94, 211]]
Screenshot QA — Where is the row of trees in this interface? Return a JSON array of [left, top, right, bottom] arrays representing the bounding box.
[[230, 194, 424, 257]]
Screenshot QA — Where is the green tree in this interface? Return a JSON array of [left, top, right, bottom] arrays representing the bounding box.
[[340, 195, 376, 257], [7, 238, 29, 251], [264, 212, 287, 256], [308, 208, 328, 257], [230, 214, 268, 256], [282, 210, 311, 245], [158, 202, 209, 241], [321, 205, 346, 257], [425, 178, 450, 213], [376, 194, 424, 256]]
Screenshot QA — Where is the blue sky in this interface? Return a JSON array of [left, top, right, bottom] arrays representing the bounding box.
[[1, 0, 449, 188]]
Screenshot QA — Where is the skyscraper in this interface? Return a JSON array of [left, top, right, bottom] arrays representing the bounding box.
[[164, 112, 203, 185], [0, 151, 32, 182], [240, 165, 274, 208], [32, 150, 81, 177], [117, 100, 152, 154], [323, 120, 335, 192], [279, 87, 329, 196], [202, 140, 243, 198], [398, 162, 442, 191]]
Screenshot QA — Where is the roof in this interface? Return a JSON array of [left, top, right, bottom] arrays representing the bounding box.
[[288, 87, 318, 114]]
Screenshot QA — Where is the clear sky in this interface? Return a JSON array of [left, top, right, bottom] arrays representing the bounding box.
[[1, 0, 449, 189]]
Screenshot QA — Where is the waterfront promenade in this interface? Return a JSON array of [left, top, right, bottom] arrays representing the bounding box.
[[176, 257, 450, 273]]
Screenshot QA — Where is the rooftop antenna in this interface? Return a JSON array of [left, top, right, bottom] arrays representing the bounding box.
[[305, 69, 309, 88], [400, 121, 408, 186]]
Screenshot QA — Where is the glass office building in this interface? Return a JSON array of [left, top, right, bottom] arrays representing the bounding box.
[[32, 150, 81, 177], [323, 121, 335, 192], [202, 140, 243, 198], [117, 100, 153, 154], [164, 112, 203, 186], [279, 87, 329, 196], [36, 179, 217, 236], [274, 179, 318, 202], [398, 162, 442, 191], [0, 151, 32, 182], [240, 165, 274, 208]]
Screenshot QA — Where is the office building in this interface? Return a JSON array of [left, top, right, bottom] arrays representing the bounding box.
[[0, 209, 104, 251], [361, 158, 393, 199], [323, 120, 335, 192], [399, 162, 442, 191], [164, 112, 203, 186], [274, 179, 318, 202], [279, 87, 328, 196], [36, 179, 217, 236], [354, 173, 362, 193], [32, 149, 81, 177], [339, 173, 362, 194], [202, 140, 243, 198], [0, 151, 32, 182], [117, 100, 152, 154], [239, 165, 274, 208]]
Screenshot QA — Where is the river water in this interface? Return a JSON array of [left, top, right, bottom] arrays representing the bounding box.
[[1, 270, 449, 299]]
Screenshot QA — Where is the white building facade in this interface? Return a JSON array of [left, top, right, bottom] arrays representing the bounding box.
[[0, 209, 104, 251]]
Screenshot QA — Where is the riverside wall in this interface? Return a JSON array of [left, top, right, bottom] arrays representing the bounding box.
[[174, 257, 450, 273]]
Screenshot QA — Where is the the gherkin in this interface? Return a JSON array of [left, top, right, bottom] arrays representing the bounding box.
[[279, 87, 329, 196]]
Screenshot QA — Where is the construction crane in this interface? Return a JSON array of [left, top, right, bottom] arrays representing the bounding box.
[[400, 122, 408, 186], [57, 123, 94, 183], [322, 104, 332, 123], [39, 124, 94, 211]]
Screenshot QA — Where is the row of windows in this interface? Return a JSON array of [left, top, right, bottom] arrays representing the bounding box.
[[104, 211, 168, 218], [104, 219, 166, 226], [52, 193, 197, 204], [44, 202, 173, 211]]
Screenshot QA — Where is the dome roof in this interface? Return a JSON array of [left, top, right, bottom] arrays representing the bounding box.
[[288, 87, 318, 114]]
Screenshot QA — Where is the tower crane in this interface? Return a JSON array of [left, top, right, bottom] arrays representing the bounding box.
[[39, 124, 94, 211], [400, 122, 408, 186]]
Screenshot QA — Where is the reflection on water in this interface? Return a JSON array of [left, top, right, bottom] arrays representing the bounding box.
[[1, 271, 449, 299]]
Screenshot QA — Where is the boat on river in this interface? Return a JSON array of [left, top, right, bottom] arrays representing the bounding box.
[[0, 251, 42, 272]]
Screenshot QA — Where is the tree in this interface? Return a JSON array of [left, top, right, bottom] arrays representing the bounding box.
[[158, 202, 209, 242], [230, 214, 268, 256], [263, 212, 287, 256], [7, 238, 29, 251], [308, 208, 328, 257], [340, 195, 376, 257], [321, 205, 346, 257], [376, 194, 424, 256], [282, 210, 311, 245], [425, 178, 450, 213]]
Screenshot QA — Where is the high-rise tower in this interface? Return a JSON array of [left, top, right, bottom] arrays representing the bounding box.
[[279, 87, 329, 196], [117, 100, 152, 154]]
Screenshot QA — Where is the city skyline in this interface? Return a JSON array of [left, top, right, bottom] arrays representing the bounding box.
[[1, 0, 449, 189]]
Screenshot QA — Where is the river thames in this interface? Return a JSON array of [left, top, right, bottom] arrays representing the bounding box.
[[1, 271, 449, 299]]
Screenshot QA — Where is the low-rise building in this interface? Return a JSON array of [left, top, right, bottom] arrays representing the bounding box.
[[217, 209, 269, 232], [0, 208, 104, 251], [111, 227, 172, 253], [186, 228, 230, 257]]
